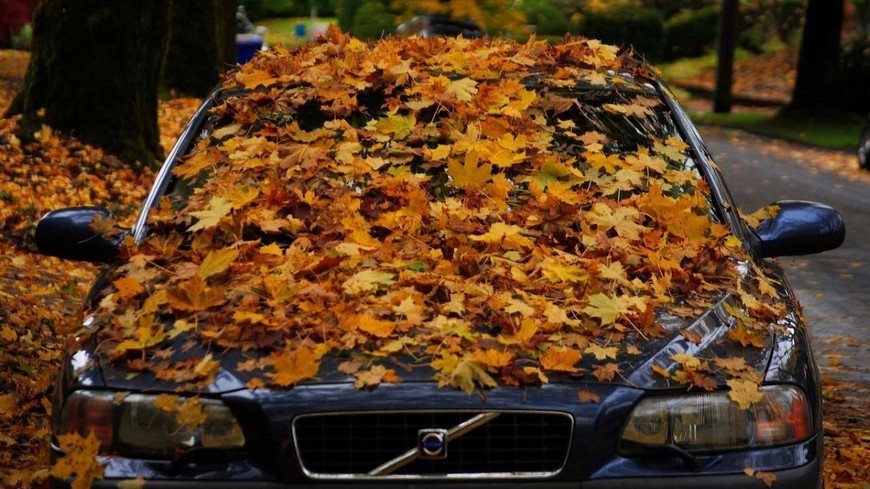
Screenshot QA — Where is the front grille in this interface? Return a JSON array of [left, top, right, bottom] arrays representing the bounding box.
[[292, 411, 573, 478]]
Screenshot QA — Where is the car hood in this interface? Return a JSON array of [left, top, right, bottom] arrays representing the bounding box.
[[93, 294, 773, 395]]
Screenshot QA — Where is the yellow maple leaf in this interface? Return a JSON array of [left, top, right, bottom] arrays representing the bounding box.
[[174, 148, 219, 180], [584, 343, 618, 361], [222, 186, 260, 210], [370, 113, 416, 140], [425, 144, 452, 161], [268, 347, 320, 387], [235, 68, 278, 89], [166, 276, 226, 311], [341, 270, 395, 295], [446, 77, 479, 102], [432, 354, 498, 394], [539, 257, 587, 283], [447, 150, 492, 189], [50, 431, 104, 489], [583, 293, 630, 325], [470, 222, 534, 249], [197, 248, 239, 279], [175, 397, 209, 428], [187, 197, 233, 232], [356, 314, 396, 338], [588, 203, 648, 241], [472, 348, 514, 368], [727, 379, 763, 409]]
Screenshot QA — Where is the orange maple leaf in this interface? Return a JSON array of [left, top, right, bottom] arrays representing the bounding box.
[[268, 347, 320, 387], [166, 276, 226, 311], [540, 346, 581, 373]]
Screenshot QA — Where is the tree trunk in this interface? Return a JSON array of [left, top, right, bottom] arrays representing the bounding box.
[[162, 0, 220, 97], [5, 0, 170, 169], [789, 0, 844, 113], [713, 0, 739, 113], [216, 0, 237, 67]]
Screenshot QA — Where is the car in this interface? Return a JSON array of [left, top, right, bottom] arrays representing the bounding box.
[[859, 113, 870, 170], [235, 5, 267, 63], [396, 14, 484, 38], [38, 29, 844, 489]]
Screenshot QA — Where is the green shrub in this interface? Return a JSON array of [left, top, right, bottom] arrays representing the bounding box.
[[10, 23, 32, 50], [662, 6, 718, 60], [840, 35, 870, 115], [335, 0, 360, 32], [581, 8, 665, 61], [521, 0, 573, 36], [351, 1, 396, 40], [241, 0, 264, 22], [262, 0, 308, 17], [644, 0, 715, 19], [738, 0, 805, 52]]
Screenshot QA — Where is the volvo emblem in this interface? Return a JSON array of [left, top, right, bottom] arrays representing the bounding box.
[[418, 428, 449, 459]]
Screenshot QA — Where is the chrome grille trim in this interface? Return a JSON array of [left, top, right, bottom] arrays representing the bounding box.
[[291, 410, 574, 480]]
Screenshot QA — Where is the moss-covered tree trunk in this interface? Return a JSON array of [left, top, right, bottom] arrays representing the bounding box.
[[162, 0, 221, 97], [5, 0, 170, 169]]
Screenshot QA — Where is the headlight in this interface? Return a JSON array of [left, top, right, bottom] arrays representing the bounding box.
[[620, 385, 811, 454], [57, 390, 245, 458]]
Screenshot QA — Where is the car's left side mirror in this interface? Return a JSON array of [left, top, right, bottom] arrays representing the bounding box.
[[35, 206, 129, 263], [750, 200, 845, 258]]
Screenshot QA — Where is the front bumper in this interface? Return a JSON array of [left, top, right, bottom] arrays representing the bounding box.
[[53, 454, 822, 489], [56, 457, 821, 489]]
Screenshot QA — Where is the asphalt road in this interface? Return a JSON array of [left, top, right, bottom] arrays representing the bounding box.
[[700, 127, 869, 385]]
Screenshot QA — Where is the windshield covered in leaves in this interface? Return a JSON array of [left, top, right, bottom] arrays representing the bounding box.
[[95, 30, 783, 394]]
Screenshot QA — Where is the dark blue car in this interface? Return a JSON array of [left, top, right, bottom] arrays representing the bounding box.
[[38, 34, 843, 489]]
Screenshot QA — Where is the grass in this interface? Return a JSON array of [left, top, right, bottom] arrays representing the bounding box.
[[657, 49, 754, 81], [689, 110, 864, 150], [257, 17, 337, 47]]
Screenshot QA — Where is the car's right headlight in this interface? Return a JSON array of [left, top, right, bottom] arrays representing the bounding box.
[[619, 384, 811, 454], [57, 390, 245, 458]]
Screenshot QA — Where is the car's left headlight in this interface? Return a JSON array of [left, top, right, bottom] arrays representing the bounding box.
[[619, 384, 811, 454], [57, 390, 246, 458]]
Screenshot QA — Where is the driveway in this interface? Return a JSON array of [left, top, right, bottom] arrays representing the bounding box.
[[701, 127, 869, 387]]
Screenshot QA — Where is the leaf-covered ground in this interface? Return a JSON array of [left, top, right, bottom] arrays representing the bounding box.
[[0, 43, 867, 488], [0, 52, 200, 484]]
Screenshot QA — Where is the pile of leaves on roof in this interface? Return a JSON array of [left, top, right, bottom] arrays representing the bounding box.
[[91, 27, 786, 400]]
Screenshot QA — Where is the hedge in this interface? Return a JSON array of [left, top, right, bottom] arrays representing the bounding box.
[[581, 8, 665, 62], [662, 6, 718, 61]]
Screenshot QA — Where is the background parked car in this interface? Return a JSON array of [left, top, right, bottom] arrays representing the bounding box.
[[236, 5, 267, 63], [396, 14, 484, 38]]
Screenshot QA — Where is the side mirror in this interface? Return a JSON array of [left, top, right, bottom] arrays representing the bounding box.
[[751, 200, 845, 258], [35, 207, 129, 263]]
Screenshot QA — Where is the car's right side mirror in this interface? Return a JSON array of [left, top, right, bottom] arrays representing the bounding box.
[[750, 200, 845, 258]]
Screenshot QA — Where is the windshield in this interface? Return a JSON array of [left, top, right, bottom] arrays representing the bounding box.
[[95, 33, 762, 395], [152, 86, 710, 235]]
